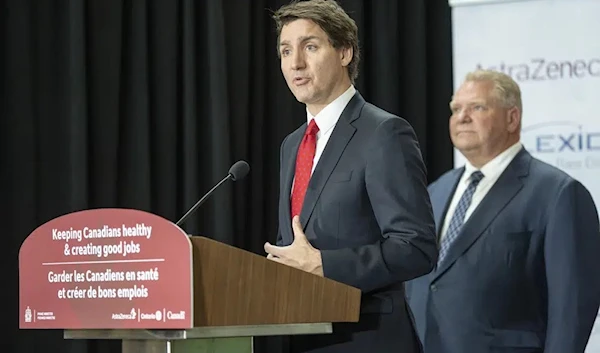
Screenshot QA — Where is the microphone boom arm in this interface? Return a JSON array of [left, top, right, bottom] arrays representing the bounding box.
[[175, 174, 232, 227]]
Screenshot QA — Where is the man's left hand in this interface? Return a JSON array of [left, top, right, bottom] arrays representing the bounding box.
[[264, 216, 324, 276]]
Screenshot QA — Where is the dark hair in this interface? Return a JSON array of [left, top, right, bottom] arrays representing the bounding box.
[[272, 0, 360, 84]]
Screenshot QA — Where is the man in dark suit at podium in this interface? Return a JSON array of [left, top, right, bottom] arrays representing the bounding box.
[[406, 69, 600, 353], [263, 1, 438, 352]]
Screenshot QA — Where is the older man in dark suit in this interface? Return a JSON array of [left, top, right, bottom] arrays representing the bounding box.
[[406, 69, 600, 353], [263, 1, 438, 352]]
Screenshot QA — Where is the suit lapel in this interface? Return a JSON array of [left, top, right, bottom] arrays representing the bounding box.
[[434, 169, 464, 238], [282, 131, 304, 239], [298, 93, 364, 229], [422, 170, 462, 283], [432, 149, 531, 282]]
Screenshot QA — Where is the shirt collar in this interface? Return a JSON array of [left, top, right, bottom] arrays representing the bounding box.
[[306, 85, 356, 135], [462, 141, 523, 184]]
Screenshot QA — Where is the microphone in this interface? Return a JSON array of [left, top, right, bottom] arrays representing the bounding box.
[[175, 160, 250, 227]]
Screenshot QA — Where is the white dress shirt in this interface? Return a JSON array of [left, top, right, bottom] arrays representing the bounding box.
[[307, 85, 356, 174], [439, 142, 524, 241], [290, 85, 356, 195]]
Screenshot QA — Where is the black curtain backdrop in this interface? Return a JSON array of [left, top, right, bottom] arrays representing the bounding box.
[[1, 0, 454, 352]]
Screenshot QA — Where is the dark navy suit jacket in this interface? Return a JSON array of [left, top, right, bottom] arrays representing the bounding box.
[[276, 92, 438, 353], [406, 148, 600, 353]]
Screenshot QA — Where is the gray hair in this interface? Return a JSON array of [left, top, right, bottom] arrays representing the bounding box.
[[464, 69, 523, 115]]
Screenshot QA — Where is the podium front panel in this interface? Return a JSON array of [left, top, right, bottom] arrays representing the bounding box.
[[19, 208, 193, 329]]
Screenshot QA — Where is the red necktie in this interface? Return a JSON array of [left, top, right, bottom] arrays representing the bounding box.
[[291, 119, 320, 218]]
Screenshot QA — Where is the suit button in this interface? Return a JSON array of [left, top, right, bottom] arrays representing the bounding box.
[[430, 284, 437, 292]]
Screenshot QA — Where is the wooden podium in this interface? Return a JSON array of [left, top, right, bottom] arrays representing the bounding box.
[[19, 209, 361, 353]]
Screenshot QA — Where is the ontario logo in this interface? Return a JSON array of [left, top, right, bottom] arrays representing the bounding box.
[[522, 121, 600, 170], [140, 310, 163, 321]]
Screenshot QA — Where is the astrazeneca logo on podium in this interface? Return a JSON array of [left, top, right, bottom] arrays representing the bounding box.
[[18, 208, 194, 329]]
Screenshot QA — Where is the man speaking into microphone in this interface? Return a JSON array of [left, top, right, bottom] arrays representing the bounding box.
[[263, 1, 437, 352]]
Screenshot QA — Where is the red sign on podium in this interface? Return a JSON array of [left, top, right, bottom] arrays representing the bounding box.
[[19, 208, 193, 329]]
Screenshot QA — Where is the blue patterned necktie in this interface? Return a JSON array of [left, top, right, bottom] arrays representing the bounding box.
[[438, 171, 485, 265]]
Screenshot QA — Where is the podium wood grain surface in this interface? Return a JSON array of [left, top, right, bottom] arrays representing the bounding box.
[[190, 236, 361, 327]]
